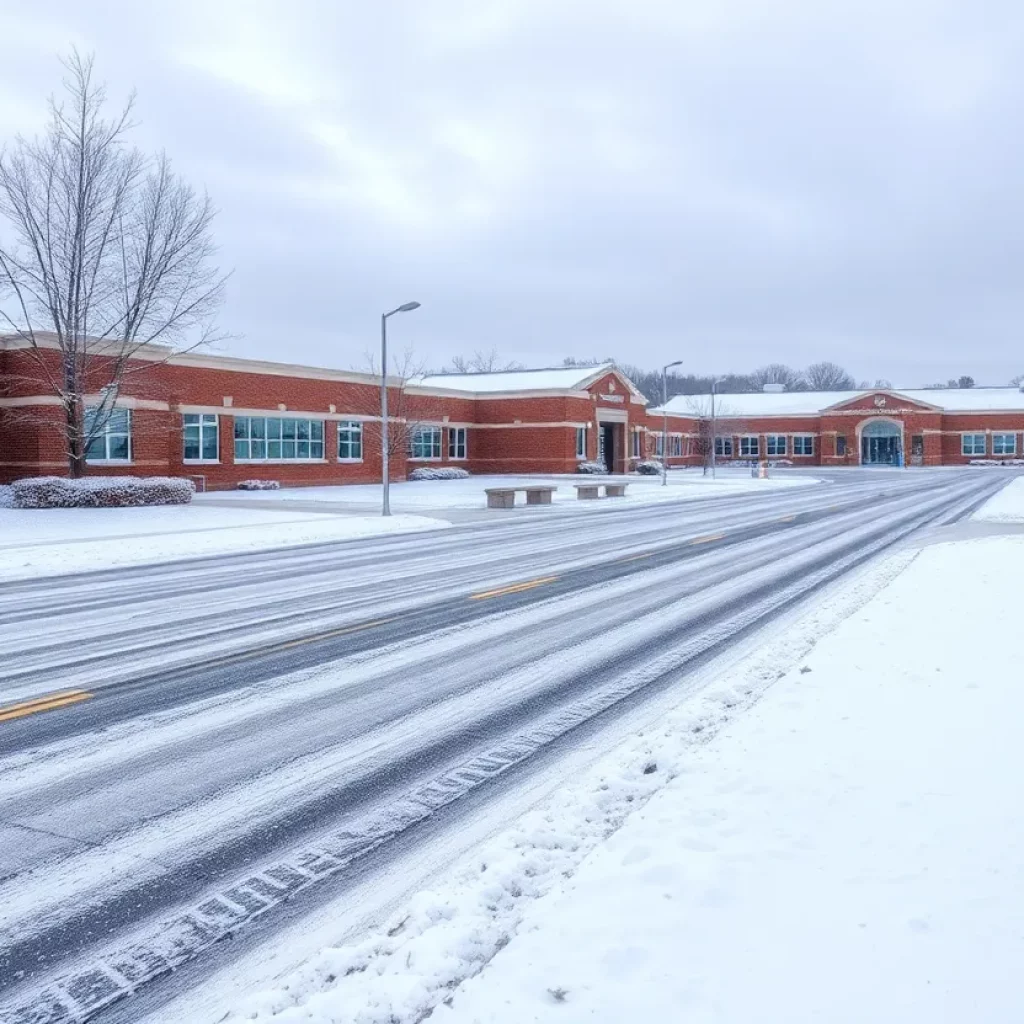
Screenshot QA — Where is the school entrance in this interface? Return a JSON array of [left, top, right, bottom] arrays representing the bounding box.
[[860, 419, 903, 466]]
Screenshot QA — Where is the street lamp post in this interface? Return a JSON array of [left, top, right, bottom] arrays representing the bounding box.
[[380, 301, 421, 516], [710, 377, 726, 480], [661, 360, 683, 487]]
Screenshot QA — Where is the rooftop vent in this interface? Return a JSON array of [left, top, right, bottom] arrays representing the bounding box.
[[762, 383, 785, 393]]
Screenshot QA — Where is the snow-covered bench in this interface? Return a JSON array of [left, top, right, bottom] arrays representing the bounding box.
[[573, 482, 629, 500], [485, 485, 558, 509]]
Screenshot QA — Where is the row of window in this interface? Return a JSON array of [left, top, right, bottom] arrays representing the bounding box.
[[80, 410, 1024, 465], [962, 433, 1017, 456]]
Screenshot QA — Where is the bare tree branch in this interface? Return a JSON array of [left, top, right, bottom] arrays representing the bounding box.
[[0, 50, 229, 476]]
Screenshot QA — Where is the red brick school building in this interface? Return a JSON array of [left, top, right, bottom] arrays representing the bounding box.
[[2, 332, 1023, 487]]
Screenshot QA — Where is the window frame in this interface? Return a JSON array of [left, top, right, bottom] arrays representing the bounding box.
[[575, 425, 587, 460], [234, 416, 326, 462], [961, 433, 987, 457], [337, 420, 363, 462], [85, 407, 133, 464], [631, 430, 642, 458], [448, 426, 468, 460], [766, 434, 787, 457], [792, 435, 815, 457], [669, 435, 682, 457], [992, 433, 1016, 456], [739, 435, 760, 458], [183, 413, 219, 463], [714, 436, 734, 457], [409, 425, 443, 461], [836, 435, 847, 457]]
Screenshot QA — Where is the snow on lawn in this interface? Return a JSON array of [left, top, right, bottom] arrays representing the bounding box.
[[0, 506, 447, 580], [230, 535, 1024, 1024], [973, 474, 1024, 522], [196, 470, 818, 512], [433, 536, 1024, 1024]]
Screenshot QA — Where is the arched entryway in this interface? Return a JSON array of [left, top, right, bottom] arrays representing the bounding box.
[[859, 418, 903, 466]]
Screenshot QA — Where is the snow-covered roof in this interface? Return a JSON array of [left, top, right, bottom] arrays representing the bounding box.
[[413, 363, 617, 394], [652, 387, 1024, 418]]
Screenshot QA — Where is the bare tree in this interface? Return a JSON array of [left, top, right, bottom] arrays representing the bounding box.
[[805, 361, 857, 391], [0, 51, 228, 476], [684, 394, 747, 474], [747, 363, 807, 392], [1012, 373, 1024, 386], [873, 377, 893, 389], [447, 348, 524, 373], [357, 346, 446, 465]]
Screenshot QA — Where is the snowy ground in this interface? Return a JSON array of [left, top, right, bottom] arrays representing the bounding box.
[[0, 506, 447, 580], [218, 531, 1024, 1024], [195, 469, 818, 512], [973, 474, 1024, 522]]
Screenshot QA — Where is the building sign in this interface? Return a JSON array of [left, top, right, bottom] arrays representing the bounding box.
[[600, 394, 625, 403]]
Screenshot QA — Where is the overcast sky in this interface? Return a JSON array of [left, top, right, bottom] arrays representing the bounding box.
[[2, 0, 1023, 385]]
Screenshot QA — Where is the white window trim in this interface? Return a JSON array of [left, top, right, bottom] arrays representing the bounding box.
[[337, 421, 364, 463], [448, 426, 468, 461], [183, 413, 219, 464], [183, 459, 221, 465], [85, 408, 133, 464], [766, 434, 788, 456], [960, 433, 987, 456], [739, 435, 761, 457], [792, 434, 815, 456], [85, 458, 133, 466], [575, 425, 588, 460], [409, 426, 443, 461], [992, 433, 1017, 455]]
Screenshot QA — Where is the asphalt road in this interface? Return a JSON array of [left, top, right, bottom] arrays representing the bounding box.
[[0, 470, 1007, 1024]]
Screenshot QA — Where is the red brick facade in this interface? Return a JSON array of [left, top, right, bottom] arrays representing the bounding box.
[[2, 336, 1022, 486]]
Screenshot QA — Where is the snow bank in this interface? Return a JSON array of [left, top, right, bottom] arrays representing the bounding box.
[[227, 549, 916, 1024], [0, 507, 448, 580], [436, 536, 1024, 1024], [972, 475, 1024, 522]]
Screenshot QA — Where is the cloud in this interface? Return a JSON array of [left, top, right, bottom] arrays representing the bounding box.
[[1, 0, 1023, 383]]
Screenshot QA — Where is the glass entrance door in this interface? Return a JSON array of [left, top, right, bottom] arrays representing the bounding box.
[[861, 433, 902, 465]]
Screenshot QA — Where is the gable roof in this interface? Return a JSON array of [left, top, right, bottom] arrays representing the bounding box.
[[413, 362, 640, 397], [653, 387, 1024, 418]]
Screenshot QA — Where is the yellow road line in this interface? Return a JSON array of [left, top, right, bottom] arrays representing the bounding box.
[[470, 576, 560, 601], [0, 689, 93, 724], [690, 533, 726, 545], [778, 514, 797, 522], [617, 552, 655, 563]]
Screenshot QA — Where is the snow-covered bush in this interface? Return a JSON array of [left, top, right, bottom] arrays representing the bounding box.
[[969, 458, 1024, 467], [12, 476, 194, 508], [729, 459, 793, 469], [236, 479, 281, 490], [408, 466, 470, 481], [634, 460, 663, 476], [0, 484, 13, 509], [575, 461, 607, 475]]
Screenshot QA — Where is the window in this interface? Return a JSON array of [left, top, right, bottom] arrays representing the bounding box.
[[183, 413, 218, 461], [448, 427, 467, 460], [234, 417, 324, 461], [993, 433, 1017, 456], [631, 431, 642, 458], [337, 421, 363, 461], [85, 407, 132, 462], [409, 426, 442, 460], [576, 426, 587, 459], [714, 436, 734, 457], [961, 434, 986, 457], [766, 435, 787, 457], [670, 435, 682, 456], [793, 435, 815, 456], [740, 436, 760, 458], [654, 433, 664, 457], [836, 435, 847, 457]]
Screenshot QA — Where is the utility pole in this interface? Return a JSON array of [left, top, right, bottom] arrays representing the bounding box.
[[661, 360, 682, 486], [380, 301, 421, 516], [710, 377, 725, 480]]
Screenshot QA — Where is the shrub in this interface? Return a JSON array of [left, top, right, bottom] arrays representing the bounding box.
[[575, 461, 607, 475], [236, 479, 281, 490], [408, 466, 470, 481], [969, 458, 1024, 467], [634, 460, 663, 476], [12, 476, 194, 508], [0, 484, 13, 509]]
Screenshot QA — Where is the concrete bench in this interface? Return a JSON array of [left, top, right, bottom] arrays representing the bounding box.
[[573, 482, 629, 500], [485, 485, 558, 509]]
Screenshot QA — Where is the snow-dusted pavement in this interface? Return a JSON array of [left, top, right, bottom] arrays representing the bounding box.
[[0, 470, 1010, 1024]]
